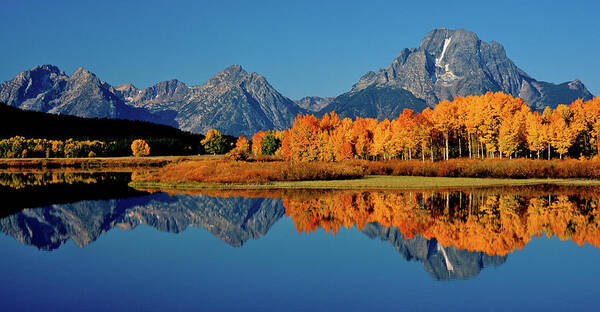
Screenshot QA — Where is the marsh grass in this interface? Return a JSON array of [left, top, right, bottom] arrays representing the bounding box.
[[134, 159, 364, 184]]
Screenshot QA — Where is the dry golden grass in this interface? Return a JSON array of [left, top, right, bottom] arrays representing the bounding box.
[[134, 159, 364, 184], [131, 158, 600, 188]]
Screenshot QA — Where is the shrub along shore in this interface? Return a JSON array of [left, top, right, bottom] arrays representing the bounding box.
[[0, 155, 214, 169]]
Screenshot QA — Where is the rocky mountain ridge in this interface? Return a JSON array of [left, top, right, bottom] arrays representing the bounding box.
[[0, 65, 304, 137], [321, 28, 593, 117], [1, 28, 594, 135]]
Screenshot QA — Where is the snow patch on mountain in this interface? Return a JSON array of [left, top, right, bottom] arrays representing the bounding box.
[[435, 37, 452, 67]]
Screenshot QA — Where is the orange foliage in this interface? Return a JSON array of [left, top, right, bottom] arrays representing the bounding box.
[[251, 131, 266, 156], [273, 93, 600, 161]]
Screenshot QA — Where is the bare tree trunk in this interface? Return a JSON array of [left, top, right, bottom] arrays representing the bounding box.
[[445, 133, 449, 160], [430, 137, 434, 162], [468, 134, 472, 158]]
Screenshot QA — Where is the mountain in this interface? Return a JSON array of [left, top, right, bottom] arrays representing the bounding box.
[[294, 96, 335, 112], [114, 79, 189, 127], [1, 30, 595, 134], [0, 64, 306, 137], [115, 65, 306, 136], [0, 65, 132, 118], [320, 28, 594, 117], [171, 65, 304, 136]]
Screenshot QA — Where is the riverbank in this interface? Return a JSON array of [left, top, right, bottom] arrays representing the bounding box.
[[0, 155, 220, 169], [129, 175, 600, 191]]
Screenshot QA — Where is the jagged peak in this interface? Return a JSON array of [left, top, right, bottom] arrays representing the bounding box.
[[568, 79, 586, 90], [420, 28, 455, 49], [221, 64, 247, 76], [30, 64, 62, 73], [72, 67, 93, 76], [204, 64, 251, 86], [153, 79, 186, 87], [70, 67, 101, 84], [420, 28, 481, 56]]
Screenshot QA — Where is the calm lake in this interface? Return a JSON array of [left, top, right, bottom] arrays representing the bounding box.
[[1, 171, 599, 311]]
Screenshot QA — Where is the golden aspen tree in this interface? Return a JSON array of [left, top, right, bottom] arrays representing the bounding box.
[[526, 112, 546, 158], [131, 139, 150, 157], [373, 119, 392, 160]]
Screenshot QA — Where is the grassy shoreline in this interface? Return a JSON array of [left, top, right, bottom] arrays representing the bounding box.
[[129, 175, 600, 191]]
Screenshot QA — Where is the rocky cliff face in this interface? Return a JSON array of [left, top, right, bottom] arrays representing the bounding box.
[[0, 193, 285, 250], [174, 65, 304, 136], [0, 65, 127, 118], [322, 28, 593, 117], [362, 223, 506, 280], [1, 65, 304, 136], [116, 79, 190, 112]]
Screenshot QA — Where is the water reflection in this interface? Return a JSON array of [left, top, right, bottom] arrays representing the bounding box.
[[0, 172, 599, 281], [0, 193, 283, 250], [0, 171, 145, 217], [281, 187, 600, 256], [362, 224, 506, 280]]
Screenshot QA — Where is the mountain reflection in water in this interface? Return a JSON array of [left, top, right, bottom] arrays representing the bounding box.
[[0, 172, 599, 281]]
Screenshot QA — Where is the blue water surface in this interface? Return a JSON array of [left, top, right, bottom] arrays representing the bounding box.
[[1, 191, 599, 311]]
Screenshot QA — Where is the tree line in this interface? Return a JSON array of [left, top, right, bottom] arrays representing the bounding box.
[[0, 137, 111, 158], [264, 92, 600, 162], [0, 102, 209, 156]]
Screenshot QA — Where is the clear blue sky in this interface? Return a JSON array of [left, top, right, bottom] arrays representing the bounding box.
[[1, 0, 598, 99]]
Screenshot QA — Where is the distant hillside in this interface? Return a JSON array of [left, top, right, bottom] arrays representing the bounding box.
[[320, 86, 428, 119], [0, 102, 206, 155]]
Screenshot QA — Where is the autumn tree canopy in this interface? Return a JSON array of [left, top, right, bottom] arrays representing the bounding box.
[[201, 129, 229, 155], [131, 139, 150, 157], [275, 93, 600, 162]]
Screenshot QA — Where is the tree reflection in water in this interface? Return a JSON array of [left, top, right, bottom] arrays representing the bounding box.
[[282, 186, 600, 256], [1, 174, 599, 280]]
